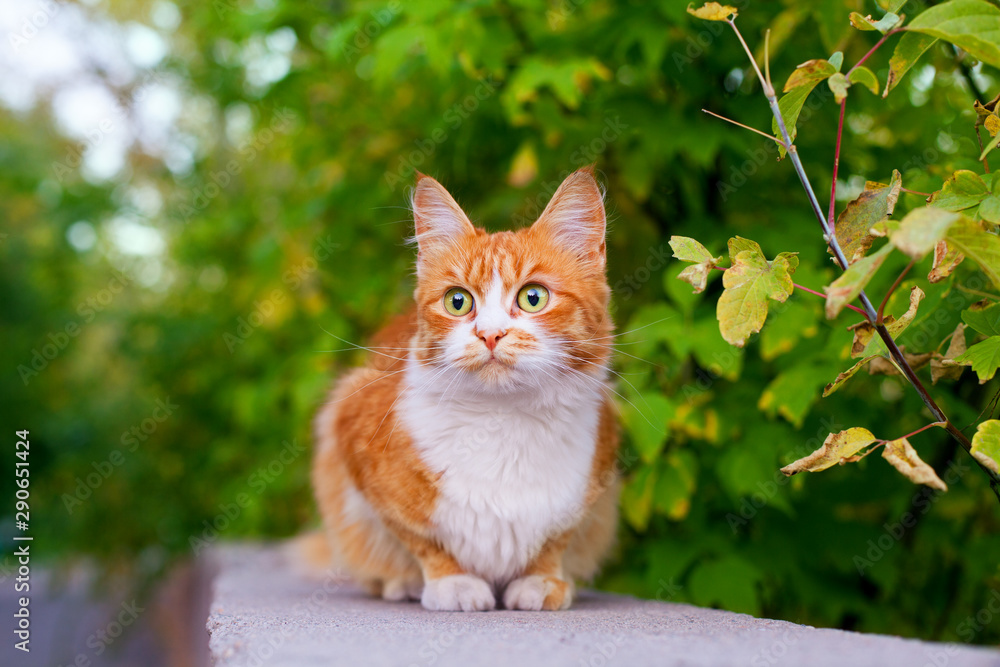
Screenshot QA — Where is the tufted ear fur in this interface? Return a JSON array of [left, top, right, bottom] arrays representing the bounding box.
[[411, 174, 475, 271], [531, 167, 606, 268]]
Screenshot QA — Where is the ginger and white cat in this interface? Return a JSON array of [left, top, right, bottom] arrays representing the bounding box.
[[312, 167, 619, 612]]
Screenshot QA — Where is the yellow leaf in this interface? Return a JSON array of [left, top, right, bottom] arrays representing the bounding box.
[[971, 420, 1000, 474], [686, 2, 739, 21], [716, 242, 798, 347], [849, 285, 924, 358], [780, 427, 878, 475], [882, 437, 948, 491]]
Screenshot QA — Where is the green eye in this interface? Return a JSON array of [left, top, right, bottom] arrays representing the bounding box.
[[517, 284, 549, 313], [444, 287, 474, 316]]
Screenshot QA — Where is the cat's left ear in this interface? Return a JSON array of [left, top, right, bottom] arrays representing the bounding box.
[[532, 167, 606, 268], [411, 174, 475, 267]]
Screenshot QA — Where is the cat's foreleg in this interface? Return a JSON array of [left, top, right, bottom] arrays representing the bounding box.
[[391, 524, 496, 612], [503, 532, 575, 611]]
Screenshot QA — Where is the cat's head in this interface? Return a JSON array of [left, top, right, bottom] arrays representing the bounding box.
[[409, 168, 612, 395]]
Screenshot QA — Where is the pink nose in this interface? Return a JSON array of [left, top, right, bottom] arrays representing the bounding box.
[[478, 330, 507, 352]]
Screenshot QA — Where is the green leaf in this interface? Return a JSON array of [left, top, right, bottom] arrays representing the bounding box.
[[824, 354, 880, 397], [653, 451, 698, 520], [758, 364, 825, 427], [717, 240, 798, 347], [827, 72, 851, 104], [670, 236, 722, 294], [931, 323, 968, 383], [850, 11, 903, 33], [688, 556, 762, 616], [849, 12, 880, 30], [971, 420, 1000, 473], [884, 31, 939, 97], [686, 2, 739, 21], [962, 302, 1000, 337], [621, 465, 656, 531], [881, 437, 948, 490], [772, 81, 823, 159], [670, 235, 719, 264], [760, 299, 820, 361], [848, 66, 880, 95], [953, 335, 1000, 383], [929, 170, 989, 211], [889, 207, 964, 258], [977, 194, 1000, 224], [783, 58, 836, 92], [833, 170, 902, 264], [690, 316, 745, 381], [907, 0, 1000, 71], [980, 131, 1000, 162], [825, 244, 894, 318], [621, 392, 674, 464], [827, 51, 844, 72], [780, 427, 878, 475], [947, 217, 1000, 288], [850, 286, 925, 358]]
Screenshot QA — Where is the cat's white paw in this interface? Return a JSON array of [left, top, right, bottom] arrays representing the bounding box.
[[503, 575, 573, 611], [382, 576, 423, 602], [421, 574, 495, 612]]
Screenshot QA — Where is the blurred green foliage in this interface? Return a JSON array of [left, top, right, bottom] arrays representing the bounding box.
[[2, 0, 999, 645]]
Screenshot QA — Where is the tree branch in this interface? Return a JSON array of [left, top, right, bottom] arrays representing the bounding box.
[[725, 18, 1000, 503]]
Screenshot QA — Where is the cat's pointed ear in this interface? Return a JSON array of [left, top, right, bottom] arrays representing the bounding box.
[[532, 167, 606, 268], [411, 174, 475, 261]]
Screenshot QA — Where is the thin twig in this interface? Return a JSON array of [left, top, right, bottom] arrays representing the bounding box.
[[882, 421, 947, 443], [847, 28, 904, 76], [829, 101, 847, 229], [793, 282, 867, 316], [876, 259, 916, 324], [701, 109, 787, 146], [723, 18, 1000, 503], [901, 186, 932, 197]]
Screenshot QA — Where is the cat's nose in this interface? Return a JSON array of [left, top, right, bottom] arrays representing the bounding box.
[[477, 329, 507, 352]]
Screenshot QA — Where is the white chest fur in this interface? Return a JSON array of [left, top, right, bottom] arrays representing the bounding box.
[[398, 360, 605, 585]]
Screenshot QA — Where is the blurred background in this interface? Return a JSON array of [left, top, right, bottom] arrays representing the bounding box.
[[1, 0, 999, 662]]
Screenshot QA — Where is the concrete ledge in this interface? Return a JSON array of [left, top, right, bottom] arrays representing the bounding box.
[[207, 544, 1000, 667]]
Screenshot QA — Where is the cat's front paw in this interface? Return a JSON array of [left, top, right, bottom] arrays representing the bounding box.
[[503, 575, 573, 611], [421, 574, 495, 612], [382, 576, 423, 602]]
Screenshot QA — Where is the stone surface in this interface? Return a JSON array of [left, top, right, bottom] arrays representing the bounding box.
[[207, 544, 1000, 667]]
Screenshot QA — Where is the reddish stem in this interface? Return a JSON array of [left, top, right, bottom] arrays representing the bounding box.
[[847, 28, 904, 76], [828, 100, 846, 229], [793, 282, 867, 315], [901, 187, 932, 197], [880, 421, 947, 444], [876, 259, 916, 325]]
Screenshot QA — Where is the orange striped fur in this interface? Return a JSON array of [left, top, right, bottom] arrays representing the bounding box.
[[312, 168, 619, 611]]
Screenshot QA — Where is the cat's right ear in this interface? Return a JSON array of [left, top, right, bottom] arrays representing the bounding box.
[[411, 174, 475, 267]]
